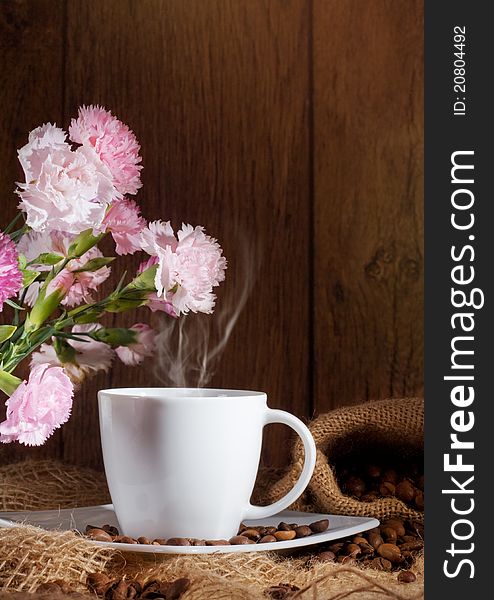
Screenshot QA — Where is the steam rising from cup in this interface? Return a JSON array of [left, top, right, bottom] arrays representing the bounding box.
[[153, 238, 257, 387]]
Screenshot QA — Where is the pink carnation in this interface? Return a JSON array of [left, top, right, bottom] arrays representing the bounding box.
[[103, 198, 146, 255], [69, 106, 142, 195], [115, 323, 156, 366], [0, 232, 23, 312], [0, 364, 73, 446], [137, 256, 177, 316], [31, 324, 114, 387], [18, 231, 111, 308], [141, 221, 227, 315], [16, 123, 117, 234]]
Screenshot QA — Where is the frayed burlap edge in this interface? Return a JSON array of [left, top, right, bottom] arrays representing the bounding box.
[[267, 398, 424, 523], [0, 525, 114, 593]]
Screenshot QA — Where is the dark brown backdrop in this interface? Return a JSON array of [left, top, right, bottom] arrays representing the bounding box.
[[0, 0, 423, 469]]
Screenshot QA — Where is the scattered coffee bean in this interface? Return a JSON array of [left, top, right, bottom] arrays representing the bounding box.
[[381, 526, 398, 543], [398, 570, 417, 583], [396, 480, 416, 504], [293, 525, 312, 538], [87, 572, 111, 595], [86, 528, 113, 542], [377, 543, 403, 564], [206, 539, 230, 546], [370, 557, 392, 571], [274, 530, 297, 541], [259, 535, 277, 543], [309, 519, 330, 533], [101, 524, 119, 537], [368, 531, 384, 550], [113, 535, 137, 544], [166, 577, 191, 599], [166, 537, 191, 546], [241, 528, 261, 541], [316, 550, 336, 562], [229, 535, 251, 544], [153, 538, 167, 545], [137, 536, 151, 545], [266, 583, 300, 599], [277, 522, 292, 531]]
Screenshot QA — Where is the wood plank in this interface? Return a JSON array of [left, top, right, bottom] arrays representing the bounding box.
[[62, 0, 311, 468], [312, 0, 424, 411], [0, 0, 65, 464]]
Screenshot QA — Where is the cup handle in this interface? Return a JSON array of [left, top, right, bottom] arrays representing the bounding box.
[[243, 408, 316, 520]]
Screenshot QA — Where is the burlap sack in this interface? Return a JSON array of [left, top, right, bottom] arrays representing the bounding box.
[[267, 398, 424, 523]]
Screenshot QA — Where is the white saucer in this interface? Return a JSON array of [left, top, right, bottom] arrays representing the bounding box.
[[0, 505, 379, 555]]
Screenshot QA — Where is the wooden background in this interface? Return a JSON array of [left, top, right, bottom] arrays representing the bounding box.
[[0, 0, 423, 469]]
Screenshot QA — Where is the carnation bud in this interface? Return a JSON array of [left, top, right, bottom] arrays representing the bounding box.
[[68, 229, 105, 258], [25, 271, 74, 333], [93, 327, 138, 346]]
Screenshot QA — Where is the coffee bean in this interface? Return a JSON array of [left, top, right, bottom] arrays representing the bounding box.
[[86, 528, 113, 542], [101, 524, 119, 536], [166, 537, 191, 546], [264, 526, 278, 535], [396, 480, 416, 504], [316, 551, 336, 562], [206, 539, 230, 546], [379, 482, 396, 496], [383, 469, 398, 484], [383, 519, 406, 537], [229, 535, 251, 545], [166, 577, 190, 600], [368, 531, 384, 550], [309, 519, 329, 533], [343, 543, 361, 558], [377, 543, 403, 564], [366, 464, 382, 478], [266, 584, 300, 599], [400, 540, 424, 552], [274, 530, 297, 541], [381, 526, 398, 543], [415, 491, 424, 510], [293, 525, 312, 538], [337, 555, 356, 565], [153, 538, 167, 545], [87, 572, 112, 595], [241, 528, 261, 541], [345, 475, 366, 497], [277, 522, 292, 531], [327, 542, 344, 553], [113, 535, 137, 544], [191, 539, 207, 546], [238, 523, 248, 533], [259, 535, 277, 543], [352, 536, 368, 545], [398, 570, 417, 583], [370, 557, 392, 571], [358, 541, 375, 555], [138, 536, 152, 545]]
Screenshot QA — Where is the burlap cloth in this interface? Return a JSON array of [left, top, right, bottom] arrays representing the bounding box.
[[0, 399, 424, 600], [266, 398, 424, 524]]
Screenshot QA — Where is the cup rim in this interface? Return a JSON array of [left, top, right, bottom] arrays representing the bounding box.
[[98, 387, 266, 399]]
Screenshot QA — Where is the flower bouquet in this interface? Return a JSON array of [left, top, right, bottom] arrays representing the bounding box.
[[0, 106, 226, 446]]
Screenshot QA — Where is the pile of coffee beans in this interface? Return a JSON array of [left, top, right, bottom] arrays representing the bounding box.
[[336, 457, 424, 510], [83, 518, 330, 546], [36, 576, 190, 599], [310, 517, 422, 577]]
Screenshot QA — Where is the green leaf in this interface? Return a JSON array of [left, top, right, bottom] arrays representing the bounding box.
[[0, 325, 17, 343], [125, 264, 157, 292], [68, 229, 105, 257], [72, 256, 115, 273], [4, 299, 25, 311], [22, 269, 40, 288], [28, 252, 64, 266]]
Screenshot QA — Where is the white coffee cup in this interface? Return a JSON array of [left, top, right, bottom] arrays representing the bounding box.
[[98, 388, 316, 540]]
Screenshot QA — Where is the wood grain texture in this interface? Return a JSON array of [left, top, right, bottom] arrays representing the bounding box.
[[312, 0, 424, 410]]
